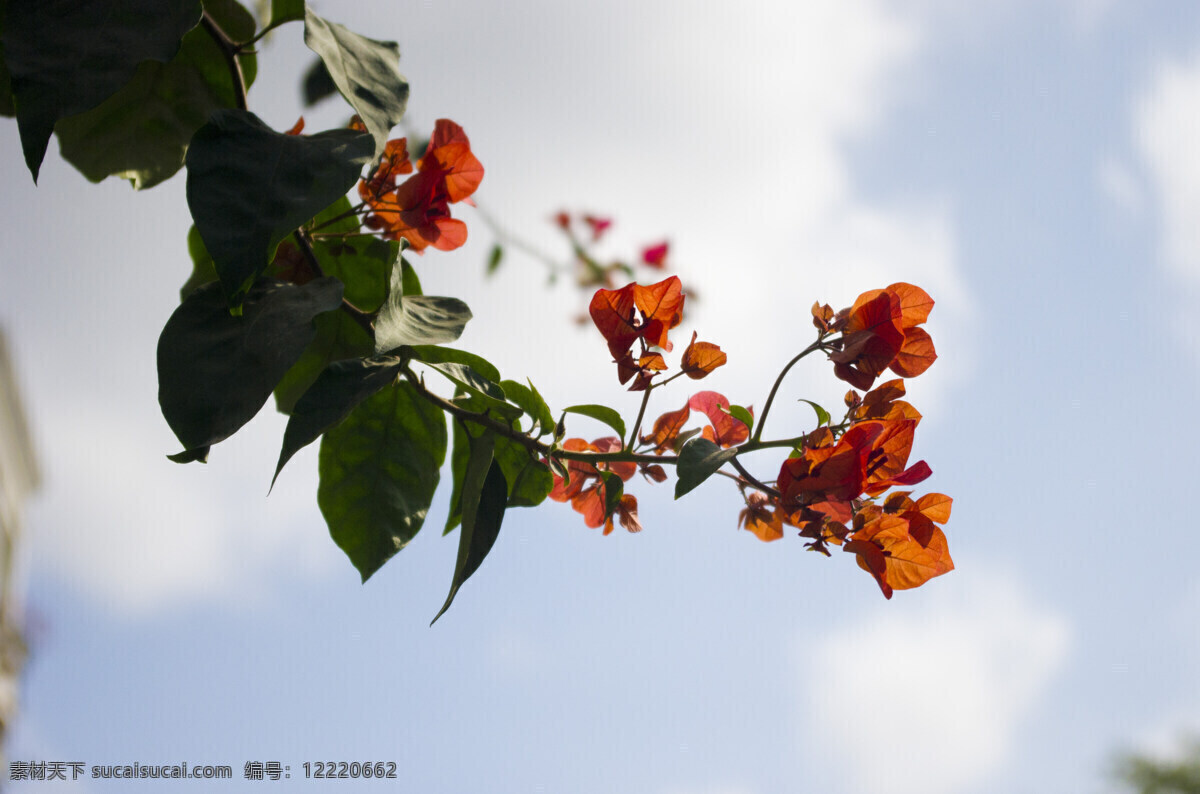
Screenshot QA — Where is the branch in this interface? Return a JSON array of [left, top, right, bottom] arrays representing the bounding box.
[[200, 11, 248, 111]]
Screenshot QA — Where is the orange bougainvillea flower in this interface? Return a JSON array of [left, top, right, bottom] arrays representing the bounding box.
[[640, 402, 691, 454], [844, 494, 953, 598], [360, 119, 483, 252], [830, 283, 937, 390], [688, 391, 751, 448], [548, 437, 640, 535], [589, 276, 685, 362], [680, 331, 727, 379], [642, 241, 669, 269], [738, 492, 784, 542], [778, 422, 882, 508]]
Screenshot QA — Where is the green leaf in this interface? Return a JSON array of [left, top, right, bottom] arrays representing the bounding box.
[[562, 404, 626, 442], [375, 295, 471, 350], [0, 37, 17, 118], [494, 439, 552, 507], [273, 310, 373, 415], [310, 235, 396, 312], [268, 0, 305, 25], [433, 444, 507, 625], [486, 244, 503, 276], [719, 403, 754, 435], [301, 56, 337, 106], [185, 109, 373, 308], [53, 0, 257, 189], [425, 363, 521, 421], [598, 470, 625, 520], [406, 346, 498, 382], [798, 398, 831, 427], [308, 194, 360, 235], [400, 257, 423, 297], [318, 380, 446, 581], [500, 379, 554, 437], [674, 438, 738, 499], [273, 354, 403, 486], [303, 7, 408, 159], [157, 277, 343, 460], [180, 225, 218, 300], [2, 0, 202, 181], [444, 394, 553, 535]]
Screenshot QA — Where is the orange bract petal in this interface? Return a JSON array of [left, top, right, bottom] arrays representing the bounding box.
[[641, 403, 690, 454], [739, 493, 784, 542], [589, 282, 641, 360], [634, 276, 684, 352], [680, 331, 727, 379], [846, 514, 953, 598], [688, 391, 750, 448], [890, 326, 937, 378]]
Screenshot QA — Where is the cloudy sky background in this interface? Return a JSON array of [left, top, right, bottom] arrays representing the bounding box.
[[2, 0, 1199, 791]]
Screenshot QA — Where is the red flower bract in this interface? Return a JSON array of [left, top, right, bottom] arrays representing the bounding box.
[[548, 437, 640, 535], [360, 119, 483, 253], [830, 283, 937, 390], [589, 275, 685, 364]]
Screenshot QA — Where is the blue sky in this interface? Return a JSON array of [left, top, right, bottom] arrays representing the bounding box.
[[3, 0, 1200, 792]]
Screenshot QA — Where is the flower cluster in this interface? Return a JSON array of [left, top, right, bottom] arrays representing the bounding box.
[[547, 437, 641, 535], [358, 119, 484, 252]]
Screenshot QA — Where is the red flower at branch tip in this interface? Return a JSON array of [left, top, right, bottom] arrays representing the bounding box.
[[642, 241, 669, 269], [583, 214, 613, 241], [830, 283, 936, 390], [680, 331, 726, 379], [688, 391, 751, 448], [589, 276, 685, 372], [548, 437, 640, 535], [360, 119, 483, 253]]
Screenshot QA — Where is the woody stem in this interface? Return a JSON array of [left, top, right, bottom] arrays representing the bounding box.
[[751, 337, 827, 444]]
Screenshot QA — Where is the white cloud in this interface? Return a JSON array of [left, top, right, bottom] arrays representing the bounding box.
[[1136, 49, 1200, 283], [26, 399, 337, 618], [799, 570, 1070, 794]]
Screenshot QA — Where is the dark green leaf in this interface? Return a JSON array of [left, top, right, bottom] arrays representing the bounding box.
[[310, 236, 396, 312], [443, 417, 472, 534], [318, 380, 446, 581], [675, 438, 738, 499], [273, 354, 403, 486], [672, 427, 703, 453], [798, 399, 831, 427], [273, 310, 373, 415], [301, 56, 337, 106], [3, 0, 202, 181], [500, 379, 554, 437], [303, 7, 408, 158], [407, 346, 498, 382], [598, 470, 624, 520], [495, 439, 553, 507], [180, 225, 218, 300], [158, 277, 343, 460], [268, 0, 305, 25], [185, 109, 373, 308], [433, 446, 507, 625], [0, 37, 16, 117], [52, 0, 256, 189], [486, 244, 503, 276], [562, 404, 626, 441]]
